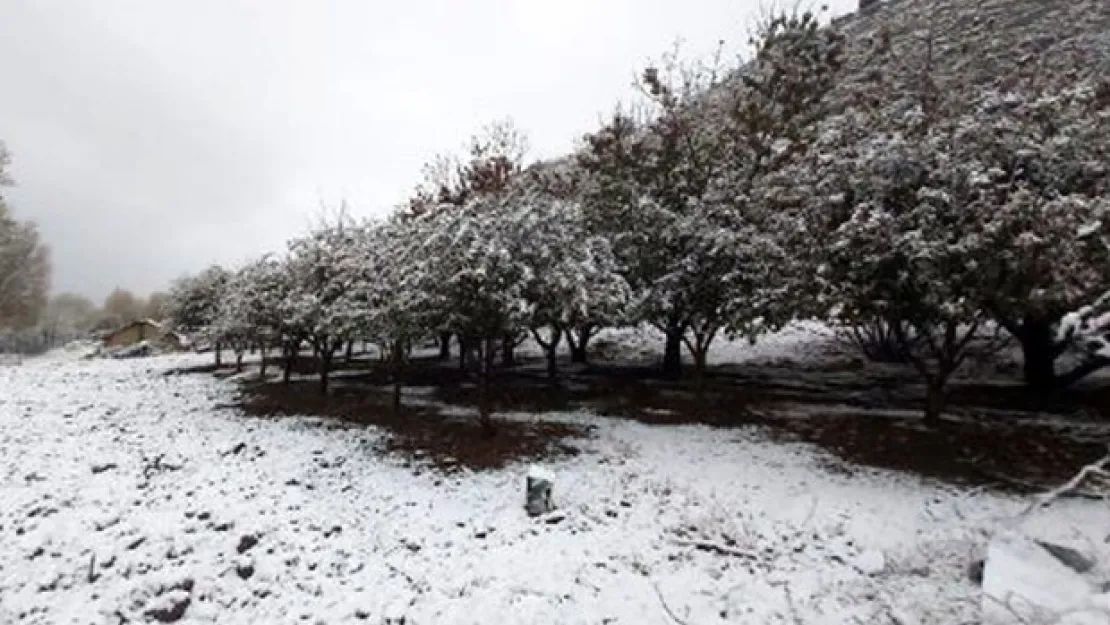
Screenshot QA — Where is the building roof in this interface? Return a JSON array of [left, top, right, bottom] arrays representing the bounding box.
[[104, 319, 163, 339]]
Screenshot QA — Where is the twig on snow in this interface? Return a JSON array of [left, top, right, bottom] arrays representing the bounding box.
[[1017, 451, 1110, 518], [798, 495, 819, 528], [669, 538, 759, 560], [780, 583, 805, 625], [652, 581, 692, 625]]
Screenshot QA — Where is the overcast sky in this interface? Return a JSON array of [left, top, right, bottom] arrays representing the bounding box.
[[0, 0, 854, 302]]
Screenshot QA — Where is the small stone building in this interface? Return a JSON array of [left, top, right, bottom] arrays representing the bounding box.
[[103, 319, 187, 351]]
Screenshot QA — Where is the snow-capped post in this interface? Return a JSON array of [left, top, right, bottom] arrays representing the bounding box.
[[525, 465, 554, 517]]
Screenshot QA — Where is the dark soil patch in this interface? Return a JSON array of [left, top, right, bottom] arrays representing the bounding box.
[[237, 380, 585, 471], [164, 362, 228, 376], [222, 355, 1110, 490], [766, 412, 1109, 492]]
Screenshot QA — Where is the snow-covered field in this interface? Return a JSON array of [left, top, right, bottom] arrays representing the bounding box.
[[1, 352, 1106, 624]]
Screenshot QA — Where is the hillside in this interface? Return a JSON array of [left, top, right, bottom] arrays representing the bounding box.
[[834, 0, 1110, 93]]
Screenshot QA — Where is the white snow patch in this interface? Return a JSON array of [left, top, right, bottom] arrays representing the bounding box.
[[0, 353, 1106, 625]]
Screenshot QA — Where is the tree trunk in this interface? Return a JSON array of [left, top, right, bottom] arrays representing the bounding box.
[[438, 332, 451, 361], [479, 337, 496, 435], [501, 333, 515, 367], [318, 343, 332, 396], [662, 325, 683, 379], [569, 343, 588, 364], [923, 380, 946, 426], [532, 327, 563, 381], [693, 345, 708, 400], [546, 343, 559, 380], [283, 342, 296, 384], [260, 346, 269, 377], [391, 338, 404, 414], [1018, 319, 1058, 391], [345, 340, 354, 363], [214, 342, 222, 367], [458, 336, 469, 372], [235, 351, 244, 373], [249, 343, 256, 355], [567, 325, 593, 364]]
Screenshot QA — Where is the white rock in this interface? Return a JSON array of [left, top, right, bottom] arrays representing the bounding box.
[[982, 531, 1095, 625], [851, 549, 886, 576], [527, 465, 555, 482]]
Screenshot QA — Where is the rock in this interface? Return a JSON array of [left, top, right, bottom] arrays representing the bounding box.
[[1038, 541, 1096, 574], [525, 466, 555, 517], [90, 463, 118, 474], [968, 558, 985, 585], [982, 531, 1095, 625], [354, 609, 370, 620], [543, 511, 567, 525], [145, 591, 191, 623], [852, 550, 886, 576], [237, 534, 259, 554], [236, 563, 255, 580]]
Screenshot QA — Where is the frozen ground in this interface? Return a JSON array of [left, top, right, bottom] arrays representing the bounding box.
[[1, 350, 1107, 624]]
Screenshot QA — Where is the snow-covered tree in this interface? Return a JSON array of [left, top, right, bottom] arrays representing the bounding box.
[[799, 60, 1004, 423], [0, 145, 51, 335], [517, 158, 629, 367], [281, 220, 367, 394], [102, 288, 142, 325], [39, 293, 97, 348], [496, 170, 629, 379], [164, 265, 230, 365], [579, 10, 843, 381], [143, 292, 169, 321], [405, 195, 534, 431], [347, 217, 433, 411], [214, 257, 291, 373], [1059, 203, 1110, 370], [804, 9, 1110, 390], [950, 82, 1110, 390], [405, 120, 530, 364]]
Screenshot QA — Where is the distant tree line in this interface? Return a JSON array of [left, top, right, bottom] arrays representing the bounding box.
[[0, 147, 170, 353]]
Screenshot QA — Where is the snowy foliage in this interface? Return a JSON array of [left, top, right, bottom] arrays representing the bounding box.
[[0, 145, 50, 333], [214, 256, 290, 358], [577, 11, 843, 371], [405, 196, 535, 344], [511, 163, 629, 336], [280, 221, 367, 353], [347, 216, 431, 359], [155, 0, 1110, 403], [164, 265, 230, 344]]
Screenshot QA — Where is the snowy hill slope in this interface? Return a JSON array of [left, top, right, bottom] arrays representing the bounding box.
[[834, 0, 1110, 90]]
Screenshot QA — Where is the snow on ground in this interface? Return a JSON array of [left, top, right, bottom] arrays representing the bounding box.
[[514, 321, 841, 368], [1, 352, 1106, 624]]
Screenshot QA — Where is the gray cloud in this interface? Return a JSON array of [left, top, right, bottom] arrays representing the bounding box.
[[0, 0, 855, 301]]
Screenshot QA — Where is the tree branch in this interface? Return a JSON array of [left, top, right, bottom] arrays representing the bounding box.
[[1018, 451, 1110, 518]]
